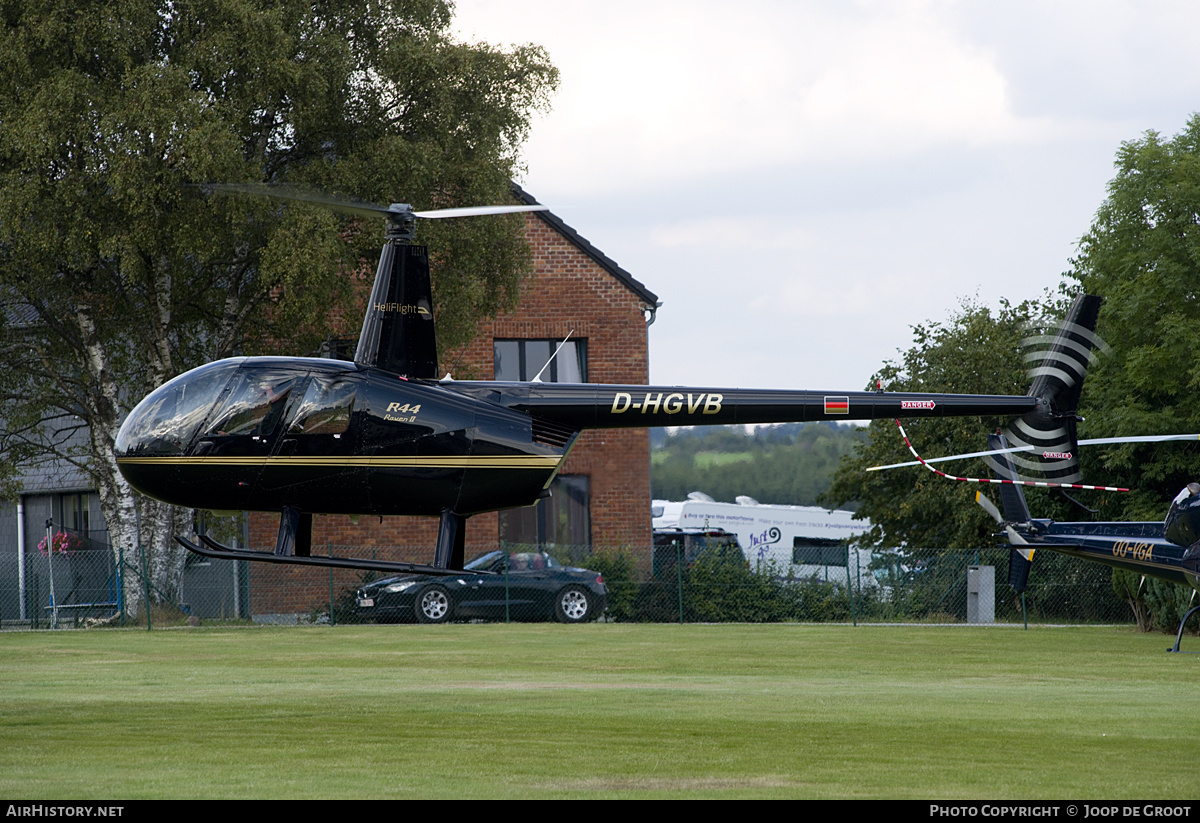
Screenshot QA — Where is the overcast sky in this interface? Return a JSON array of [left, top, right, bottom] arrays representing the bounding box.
[[451, 0, 1200, 390]]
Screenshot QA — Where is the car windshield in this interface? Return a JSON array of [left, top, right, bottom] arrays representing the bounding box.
[[463, 550, 562, 572]]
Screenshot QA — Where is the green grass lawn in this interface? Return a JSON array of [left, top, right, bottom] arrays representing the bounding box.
[[1, 623, 1196, 799]]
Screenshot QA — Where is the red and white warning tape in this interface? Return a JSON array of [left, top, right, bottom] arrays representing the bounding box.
[[892, 420, 1130, 492]]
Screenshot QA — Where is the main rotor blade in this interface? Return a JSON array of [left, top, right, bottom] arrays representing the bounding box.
[[889, 419, 1130, 492], [199, 183, 398, 221], [200, 183, 548, 222], [413, 205, 549, 218], [867, 433, 1200, 472]]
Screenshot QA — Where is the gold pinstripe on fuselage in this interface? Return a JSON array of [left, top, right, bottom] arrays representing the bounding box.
[[116, 455, 561, 469]]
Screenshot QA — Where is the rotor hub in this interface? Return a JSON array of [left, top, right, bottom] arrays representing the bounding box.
[[385, 204, 417, 242]]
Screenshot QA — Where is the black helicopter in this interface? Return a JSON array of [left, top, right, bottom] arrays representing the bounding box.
[[114, 187, 1107, 577], [879, 427, 1200, 650], [972, 433, 1200, 652]]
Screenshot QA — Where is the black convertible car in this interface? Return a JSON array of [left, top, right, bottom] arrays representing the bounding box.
[[356, 550, 607, 624]]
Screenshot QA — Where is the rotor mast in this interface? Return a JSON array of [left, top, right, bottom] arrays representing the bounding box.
[[354, 204, 437, 377]]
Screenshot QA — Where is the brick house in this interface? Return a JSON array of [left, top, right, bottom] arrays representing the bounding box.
[[246, 185, 660, 611]]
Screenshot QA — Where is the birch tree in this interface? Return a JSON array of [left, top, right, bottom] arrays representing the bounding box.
[[0, 0, 557, 612]]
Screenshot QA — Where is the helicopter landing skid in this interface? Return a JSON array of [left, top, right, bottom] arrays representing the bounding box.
[[1168, 603, 1200, 653], [175, 534, 481, 577]]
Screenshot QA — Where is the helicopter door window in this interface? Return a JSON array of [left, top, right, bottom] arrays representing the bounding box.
[[287, 378, 356, 436], [204, 373, 298, 438]]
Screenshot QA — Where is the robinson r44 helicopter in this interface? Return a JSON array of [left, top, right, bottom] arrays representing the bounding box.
[[114, 187, 1109, 577]]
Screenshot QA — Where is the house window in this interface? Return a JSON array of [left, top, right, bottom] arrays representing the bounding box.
[[499, 475, 591, 550], [57, 492, 102, 546], [494, 339, 587, 383], [60, 493, 90, 535]]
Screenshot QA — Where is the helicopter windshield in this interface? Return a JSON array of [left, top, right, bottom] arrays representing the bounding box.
[[115, 360, 240, 456], [1165, 482, 1200, 548]]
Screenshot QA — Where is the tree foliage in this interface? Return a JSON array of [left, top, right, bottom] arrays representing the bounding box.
[[0, 0, 557, 608], [1066, 114, 1200, 520], [819, 117, 1200, 630], [651, 422, 865, 505], [819, 298, 1077, 550], [821, 117, 1200, 544]]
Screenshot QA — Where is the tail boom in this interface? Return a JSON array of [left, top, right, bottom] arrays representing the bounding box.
[[502, 385, 1039, 430]]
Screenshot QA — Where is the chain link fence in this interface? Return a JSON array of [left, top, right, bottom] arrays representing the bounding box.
[[0, 527, 122, 629], [2, 536, 1156, 630]]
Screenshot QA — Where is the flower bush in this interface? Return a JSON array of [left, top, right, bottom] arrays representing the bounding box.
[[37, 530, 81, 557]]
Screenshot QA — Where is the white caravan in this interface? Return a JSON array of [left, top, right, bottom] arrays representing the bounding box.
[[652, 495, 875, 588]]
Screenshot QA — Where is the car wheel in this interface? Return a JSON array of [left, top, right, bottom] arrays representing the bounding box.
[[555, 586, 593, 623], [415, 585, 453, 624]]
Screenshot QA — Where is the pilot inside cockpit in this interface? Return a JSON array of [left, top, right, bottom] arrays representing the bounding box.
[[207, 374, 297, 438]]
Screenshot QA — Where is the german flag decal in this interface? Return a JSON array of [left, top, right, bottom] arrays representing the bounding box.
[[824, 396, 850, 415]]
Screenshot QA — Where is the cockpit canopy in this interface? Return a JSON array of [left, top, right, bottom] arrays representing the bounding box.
[[116, 360, 242, 456], [115, 358, 358, 457], [1164, 482, 1200, 548]]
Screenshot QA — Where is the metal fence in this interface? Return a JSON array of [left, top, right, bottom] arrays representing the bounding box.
[[0, 528, 122, 629], [0, 539, 1145, 630]]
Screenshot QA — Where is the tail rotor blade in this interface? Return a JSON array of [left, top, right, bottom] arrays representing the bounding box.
[[976, 491, 1004, 524], [1008, 548, 1034, 593], [1005, 527, 1032, 547], [866, 433, 1200, 472]]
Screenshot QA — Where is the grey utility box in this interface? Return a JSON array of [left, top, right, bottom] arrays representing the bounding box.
[[967, 565, 995, 624]]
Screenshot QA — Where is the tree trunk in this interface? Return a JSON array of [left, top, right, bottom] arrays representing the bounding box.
[[79, 302, 190, 616]]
